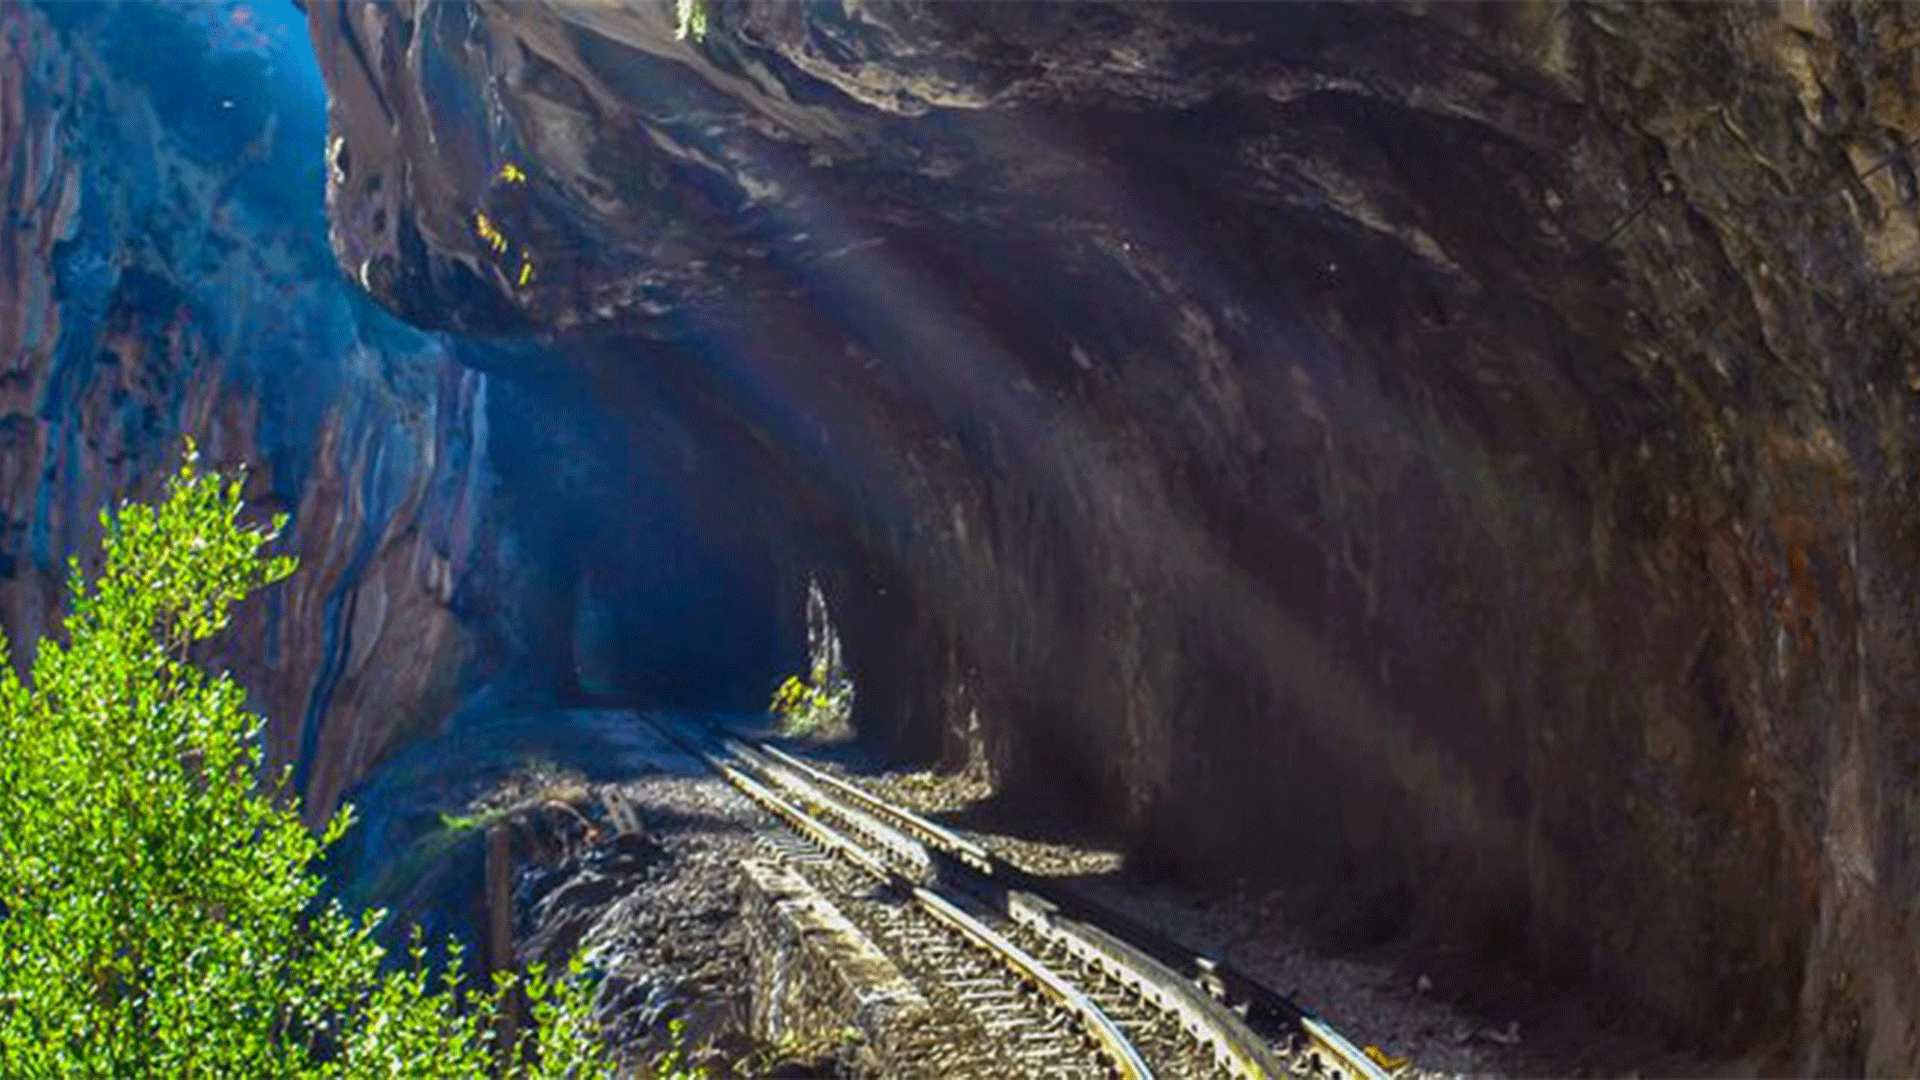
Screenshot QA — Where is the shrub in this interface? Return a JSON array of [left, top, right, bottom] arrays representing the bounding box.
[[768, 675, 848, 737], [0, 445, 612, 1078], [769, 578, 854, 738]]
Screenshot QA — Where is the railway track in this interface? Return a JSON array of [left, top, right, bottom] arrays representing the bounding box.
[[638, 714, 1396, 1080]]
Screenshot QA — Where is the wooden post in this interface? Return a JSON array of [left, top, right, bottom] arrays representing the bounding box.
[[486, 823, 523, 1064]]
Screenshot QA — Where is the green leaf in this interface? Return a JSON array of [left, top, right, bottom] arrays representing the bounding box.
[[0, 443, 615, 1078]]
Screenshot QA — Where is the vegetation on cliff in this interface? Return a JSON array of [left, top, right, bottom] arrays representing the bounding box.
[[769, 579, 853, 738], [0, 447, 610, 1077]]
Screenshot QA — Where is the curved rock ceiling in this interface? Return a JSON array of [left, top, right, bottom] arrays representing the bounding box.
[[257, 0, 1920, 1071]]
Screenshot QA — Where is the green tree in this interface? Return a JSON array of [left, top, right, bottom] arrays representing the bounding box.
[[0, 446, 611, 1078]]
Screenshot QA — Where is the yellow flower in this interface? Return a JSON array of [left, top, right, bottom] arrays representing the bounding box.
[[473, 212, 508, 253]]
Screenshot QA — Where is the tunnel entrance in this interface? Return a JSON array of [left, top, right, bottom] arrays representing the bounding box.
[[470, 356, 808, 717]]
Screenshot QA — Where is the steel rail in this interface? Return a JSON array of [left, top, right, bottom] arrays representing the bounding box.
[[740, 736, 1294, 1080], [730, 726, 1391, 1080], [912, 885, 1154, 1080], [637, 715, 1154, 1080], [751, 738, 996, 873]]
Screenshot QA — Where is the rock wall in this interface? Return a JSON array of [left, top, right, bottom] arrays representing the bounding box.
[[740, 859, 935, 1078], [303, 1, 1920, 1069], [0, 0, 491, 820], [0, 1, 795, 825]]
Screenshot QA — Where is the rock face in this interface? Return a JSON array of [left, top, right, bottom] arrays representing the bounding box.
[[740, 858, 933, 1078], [0, 1, 794, 823], [0, 0, 489, 821], [305, 0, 1920, 1069]]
